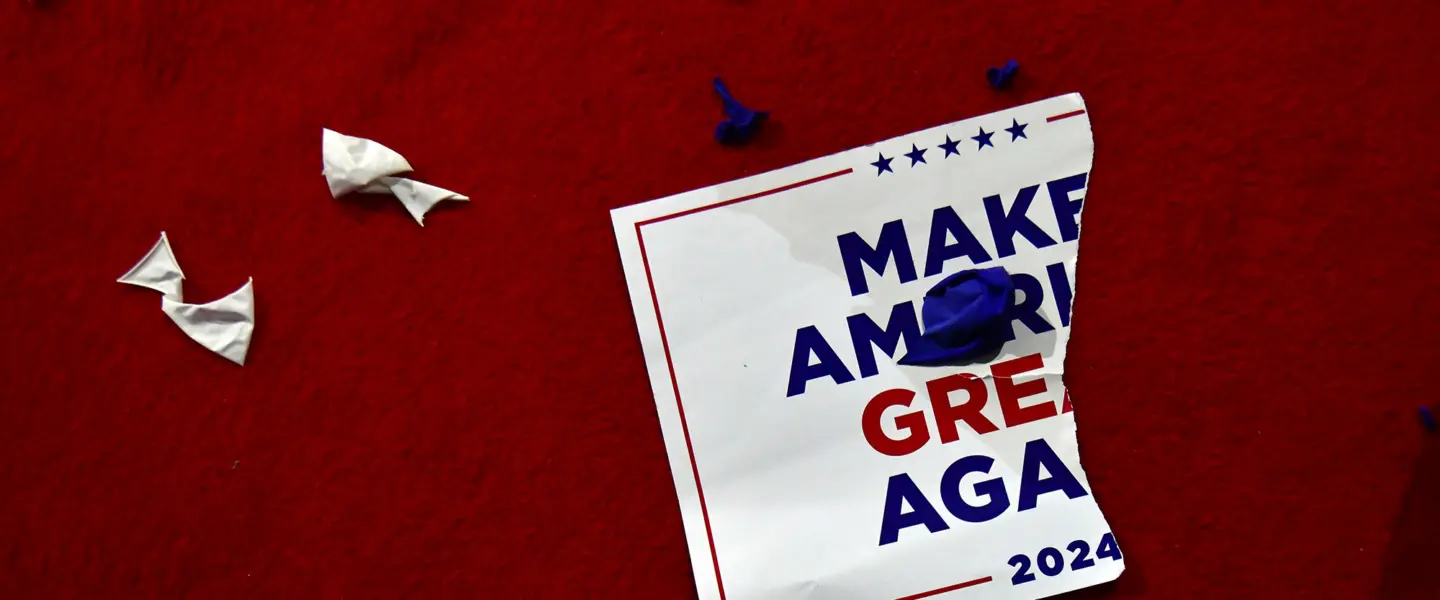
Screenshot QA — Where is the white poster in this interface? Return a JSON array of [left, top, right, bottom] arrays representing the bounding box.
[[612, 93, 1123, 600]]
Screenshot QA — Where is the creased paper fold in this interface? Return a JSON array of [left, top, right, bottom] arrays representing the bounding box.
[[118, 232, 255, 366], [322, 129, 468, 226]]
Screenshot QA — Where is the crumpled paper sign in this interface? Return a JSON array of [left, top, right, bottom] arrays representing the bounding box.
[[118, 232, 255, 366], [322, 128, 468, 226]]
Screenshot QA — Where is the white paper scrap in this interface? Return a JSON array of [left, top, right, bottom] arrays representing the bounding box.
[[610, 93, 1120, 600], [361, 176, 469, 226], [321, 128, 412, 197], [162, 278, 256, 366], [322, 128, 466, 226], [118, 232, 256, 366], [116, 231, 185, 300]]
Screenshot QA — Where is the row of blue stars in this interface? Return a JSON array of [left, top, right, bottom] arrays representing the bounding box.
[[871, 118, 1028, 175]]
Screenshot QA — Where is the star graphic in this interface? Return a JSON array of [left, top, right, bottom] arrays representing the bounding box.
[[1005, 118, 1028, 141], [871, 152, 894, 175], [938, 135, 961, 158], [904, 144, 928, 166], [973, 127, 995, 150]]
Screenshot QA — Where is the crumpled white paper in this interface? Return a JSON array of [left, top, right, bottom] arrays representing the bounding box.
[[161, 278, 254, 366], [116, 231, 185, 300], [118, 232, 256, 366], [322, 128, 468, 226]]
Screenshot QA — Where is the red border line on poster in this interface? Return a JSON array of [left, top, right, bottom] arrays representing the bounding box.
[[634, 168, 850, 600], [635, 167, 992, 600], [1046, 109, 1087, 122]]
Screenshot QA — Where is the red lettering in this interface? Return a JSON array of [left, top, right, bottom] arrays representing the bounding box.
[[993, 354, 1056, 427], [863, 356, 1064, 456], [926, 373, 998, 443], [862, 388, 931, 456]]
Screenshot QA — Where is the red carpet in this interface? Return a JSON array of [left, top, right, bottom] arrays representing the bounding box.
[[2, 1, 1437, 598]]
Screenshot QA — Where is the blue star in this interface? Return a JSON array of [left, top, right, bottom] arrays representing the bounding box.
[[871, 152, 894, 175], [973, 127, 995, 150], [1005, 118, 1028, 141], [904, 144, 928, 166], [938, 135, 961, 158]]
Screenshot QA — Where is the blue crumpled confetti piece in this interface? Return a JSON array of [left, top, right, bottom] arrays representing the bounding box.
[[1420, 406, 1436, 432], [899, 266, 1014, 366], [713, 77, 769, 145], [986, 59, 1020, 89]]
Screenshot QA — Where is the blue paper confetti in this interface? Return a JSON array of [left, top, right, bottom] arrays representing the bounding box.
[[899, 266, 1014, 366], [713, 77, 769, 145], [987, 59, 1020, 89]]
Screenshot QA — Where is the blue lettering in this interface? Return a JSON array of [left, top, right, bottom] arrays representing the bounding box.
[[1018, 439, 1089, 511], [923, 206, 993, 276], [1046, 173, 1087, 243], [1045, 262, 1073, 327], [939, 455, 1011, 522], [878, 473, 950, 546], [846, 301, 921, 378], [984, 185, 1057, 257], [876, 439, 1089, 546], [1008, 273, 1055, 338], [837, 220, 917, 297], [786, 326, 855, 397]]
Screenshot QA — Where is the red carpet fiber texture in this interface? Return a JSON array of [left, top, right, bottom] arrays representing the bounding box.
[[2, 1, 1438, 598]]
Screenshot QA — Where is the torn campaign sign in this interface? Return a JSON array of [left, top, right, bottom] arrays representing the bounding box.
[[611, 94, 1121, 600]]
